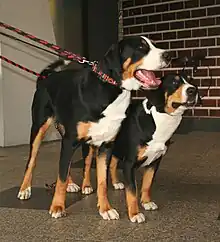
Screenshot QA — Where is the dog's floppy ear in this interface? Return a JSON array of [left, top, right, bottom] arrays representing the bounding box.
[[119, 37, 150, 65], [101, 41, 138, 83], [145, 87, 166, 112], [101, 43, 122, 82]]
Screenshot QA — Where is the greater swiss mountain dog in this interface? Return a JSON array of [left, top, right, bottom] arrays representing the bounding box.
[[17, 36, 171, 219], [80, 73, 200, 222]]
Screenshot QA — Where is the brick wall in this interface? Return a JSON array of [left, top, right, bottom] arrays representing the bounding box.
[[122, 0, 220, 118]]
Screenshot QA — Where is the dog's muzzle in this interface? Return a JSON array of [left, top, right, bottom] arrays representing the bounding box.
[[172, 86, 199, 108], [186, 86, 199, 105]]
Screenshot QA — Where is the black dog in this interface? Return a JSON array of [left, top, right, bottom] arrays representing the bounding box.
[[80, 74, 200, 222], [17, 36, 170, 220]]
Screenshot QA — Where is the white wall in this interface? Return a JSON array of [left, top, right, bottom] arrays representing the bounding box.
[[0, 0, 60, 146]]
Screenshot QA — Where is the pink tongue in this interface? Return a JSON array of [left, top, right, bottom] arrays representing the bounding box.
[[135, 70, 161, 87]]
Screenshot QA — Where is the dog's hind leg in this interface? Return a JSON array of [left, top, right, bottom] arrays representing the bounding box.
[[17, 90, 53, 200], [109, 156, 124, 190], [66, 143, 94, 194], [81, 144, 95, 195], [141, 158, 161, 211]]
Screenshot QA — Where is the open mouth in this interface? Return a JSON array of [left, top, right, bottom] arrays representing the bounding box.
[[186, 100, 196, 106], [134, 69, 161, 89], [172, 100, 196, 109]]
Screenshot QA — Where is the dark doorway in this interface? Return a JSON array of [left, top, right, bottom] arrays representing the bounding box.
[[53, 0, 119, 62]]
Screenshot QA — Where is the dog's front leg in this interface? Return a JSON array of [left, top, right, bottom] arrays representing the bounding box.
[[124, 161, 145, 223], [96, 145, 119, 220], [49, 137, 76, 218], [141, 158, 161, 211]]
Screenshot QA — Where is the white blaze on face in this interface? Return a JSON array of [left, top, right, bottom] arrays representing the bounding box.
[[139, 36, 168, 70]]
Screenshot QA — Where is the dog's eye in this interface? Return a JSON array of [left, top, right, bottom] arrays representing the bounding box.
[[173, 79, 179, 86], [172, 76, 180, 86], [138, 45, 149, 53]]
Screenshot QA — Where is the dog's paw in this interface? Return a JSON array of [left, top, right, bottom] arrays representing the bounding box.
[[66, 183, 81, 193], [142, 201, 158, 211], [130, 213, 145, 223], [113, 182, 124, 190], [49, 205, 66, 219], [82, 186, 94, 195], [17, 187, 31, 200], [99, 209, 119, 220]]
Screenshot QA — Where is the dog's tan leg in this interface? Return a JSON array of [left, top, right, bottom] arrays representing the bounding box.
[[49, 137, 74, 218], [82, 146, 94, 194], [124, 163, 145, 223], [49, 175, 68, 218], [96, 152, 119, 220], [110, 156, 124, 190], [141, 167, 158, 211], [17, 118, 53, 200], [125, 188, 139, 222]]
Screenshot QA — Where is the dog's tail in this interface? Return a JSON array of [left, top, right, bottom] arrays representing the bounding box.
[[36, 59, 71, 89], [39, 59, 71, 78]]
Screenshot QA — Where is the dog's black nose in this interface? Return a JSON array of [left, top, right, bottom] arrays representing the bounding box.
[[162, 51, 171, 62], [186, 86, 197, 96]]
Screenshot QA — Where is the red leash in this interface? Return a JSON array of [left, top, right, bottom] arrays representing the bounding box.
[[0, 55, 46, 79], [0, 21, 118, 86], [0, 22, 84, 62]]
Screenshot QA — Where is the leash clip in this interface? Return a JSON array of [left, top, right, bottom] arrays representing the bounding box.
[[78, 57, 98, 67]]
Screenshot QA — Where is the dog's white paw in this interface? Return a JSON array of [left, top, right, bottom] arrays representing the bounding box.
[[49, 207, 66, 219], [113, 182, 124, 190], [66, 183, 81, 193], [82, 186, 94, 195], [17, 187, 31, 200], [130, 213, 145, 223], [142, 201, 158, 211], [99, 209, 119, 220]]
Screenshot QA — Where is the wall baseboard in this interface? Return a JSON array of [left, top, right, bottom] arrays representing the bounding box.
[[177, 117, 220, 134]]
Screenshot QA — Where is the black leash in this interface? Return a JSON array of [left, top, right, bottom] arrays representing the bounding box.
[[0, 31, 60, 57]]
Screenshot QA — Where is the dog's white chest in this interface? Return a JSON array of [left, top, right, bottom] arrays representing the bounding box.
[[141, 105, 182, 167], [87, 90, 131, 146]]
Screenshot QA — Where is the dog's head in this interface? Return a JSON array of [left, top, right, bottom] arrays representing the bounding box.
[[100, 36, 171, 90], [146, 74, 200, 116]]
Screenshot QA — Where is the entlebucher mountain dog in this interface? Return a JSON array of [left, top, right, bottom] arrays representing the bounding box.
[[17, 36, 170, 219]]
